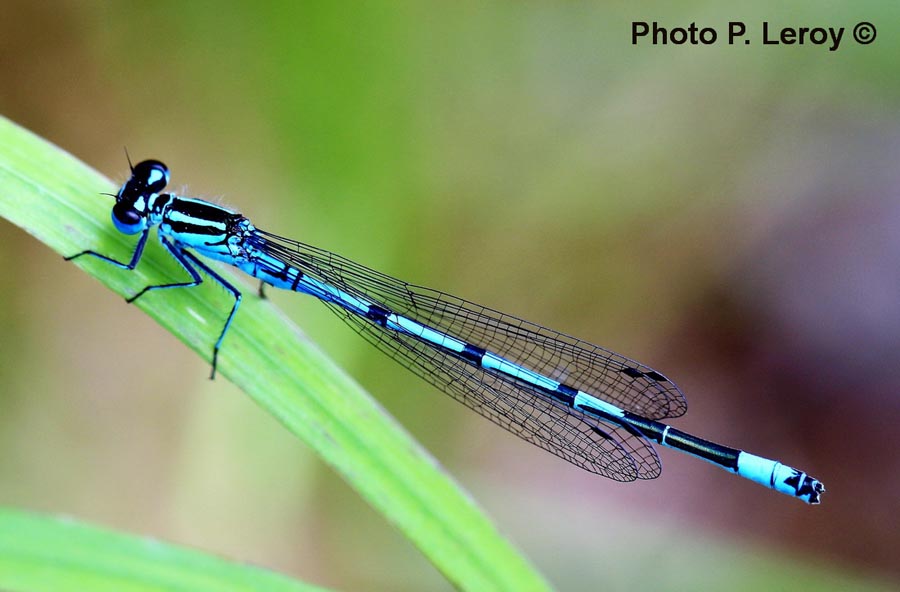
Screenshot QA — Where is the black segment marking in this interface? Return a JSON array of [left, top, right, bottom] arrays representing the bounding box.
[[784, 471, 802, 492], [553, 383, 578, 406], [784, 471, 822, 503], [805, 478, 823, 503], [620, 412, 666, 443], [557, 384, 578, 397], [785, 471, 803, 496], [272, 263, 289, 282], [656, 425, 740, 470], [290, 271, 304, 291], [460, 344, 486, 364], [365, 304, 390, 327]]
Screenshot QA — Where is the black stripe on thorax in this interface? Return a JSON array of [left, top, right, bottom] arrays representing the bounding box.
[[150, 193, 173, 214], [171, 198, 237, 223], [167, 221, 227, 236]]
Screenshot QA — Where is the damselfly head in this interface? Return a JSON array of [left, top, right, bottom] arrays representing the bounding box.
[[111, 200, 145, 235], [119, 159, 170, 200], [110, 159, 169, 235]]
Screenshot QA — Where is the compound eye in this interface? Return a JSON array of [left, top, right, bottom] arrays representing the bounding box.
[[133, 159, 170, 193], [112, 202, 145, 234]]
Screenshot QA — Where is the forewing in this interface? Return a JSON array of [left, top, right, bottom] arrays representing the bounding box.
[[251, 231, 672, 479], [321, 299, 659, 480], [255, 232, 686, 419]]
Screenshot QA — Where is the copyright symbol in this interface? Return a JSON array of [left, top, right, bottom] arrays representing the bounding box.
[[853, 22, 876, 44]]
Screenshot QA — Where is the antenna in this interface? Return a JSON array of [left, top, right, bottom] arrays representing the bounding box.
[[123, 146, 134, 172]]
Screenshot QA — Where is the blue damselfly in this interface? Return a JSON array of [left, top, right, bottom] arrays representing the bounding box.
[[66, 159, 825, 503]]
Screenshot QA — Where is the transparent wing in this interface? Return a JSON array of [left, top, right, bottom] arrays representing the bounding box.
[[251, 230, 680, 479], [321, 298, 658, 480]]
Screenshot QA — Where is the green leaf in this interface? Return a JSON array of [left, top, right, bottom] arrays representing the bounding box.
[[0, 116, 550, 592], [0, 507, 327, 592]]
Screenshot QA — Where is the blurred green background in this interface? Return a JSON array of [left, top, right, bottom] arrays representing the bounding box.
[[1, 2, 898, 590]]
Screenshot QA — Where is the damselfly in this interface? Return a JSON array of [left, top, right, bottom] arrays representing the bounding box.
[[66, 159, 825, 504]]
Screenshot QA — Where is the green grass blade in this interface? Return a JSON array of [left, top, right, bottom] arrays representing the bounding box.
[[0, 507, 328, 592], [0, 116, 551, 592]]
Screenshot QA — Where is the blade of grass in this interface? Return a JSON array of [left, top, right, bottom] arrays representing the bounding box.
[[0, 507, 328, 592], [0, 116, 551, 592]]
